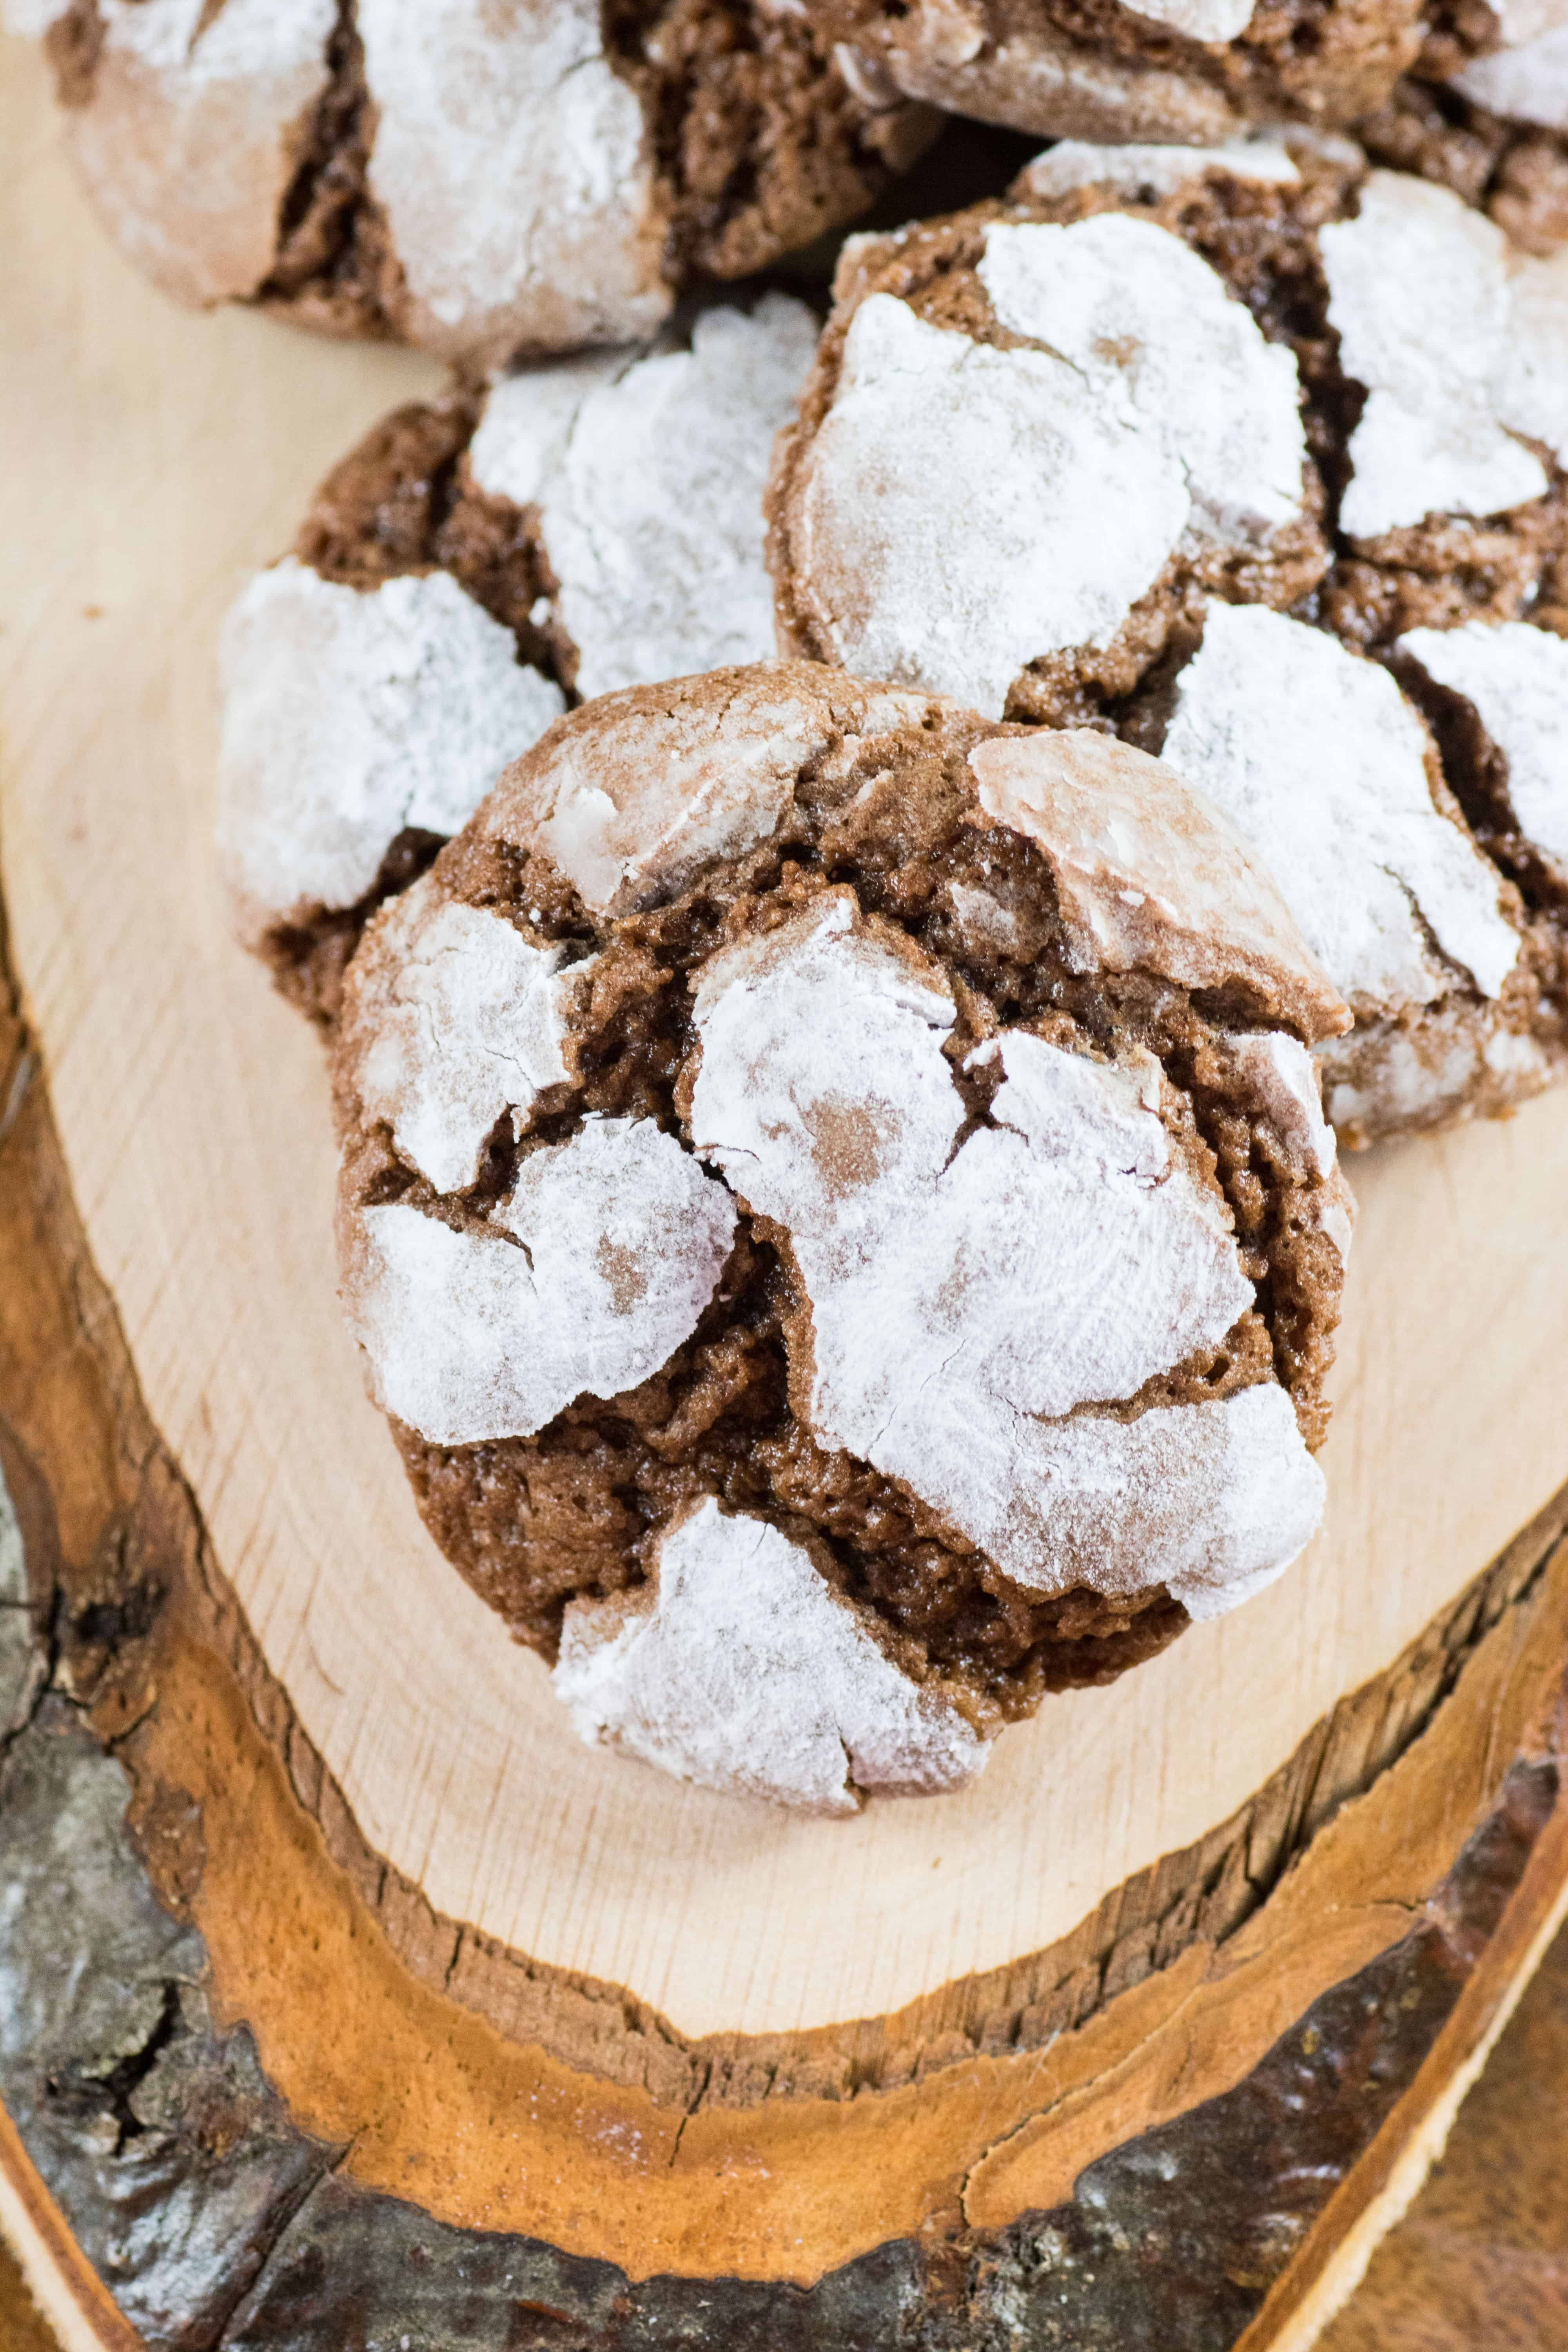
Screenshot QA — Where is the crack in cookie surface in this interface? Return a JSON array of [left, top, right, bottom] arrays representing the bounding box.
[[332, 668, 1349, 1792], [33, 0, 930, 363], [765, 135, 1568, 1143], [219, 296, 820, 1027]]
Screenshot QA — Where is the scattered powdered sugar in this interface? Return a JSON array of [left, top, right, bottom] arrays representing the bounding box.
[[1014, 136, 1299, 200], [345, 879, 586, 1195], [1400, 620, 1568, 877], [967, 730, 1345, 1040], [690, 897, 1276, 1597], [968, 1385, 1322, 1619], [1451, 17, 1568, 127], [977, 216, 1306, 554], [789, 292, 1186, 716], [472, 296, 818, 700], [357, 0, 669, 361], [1321, 172, 1554, 537], [216, 559, 564, 936], [946, 881, 1025, 956], [344, 1116, 736, 1447], [553, 1498, 989, 1813], [490, 675, 829, 916], [64, 0, 335, 307], [1161, 604, 1520, 1009]]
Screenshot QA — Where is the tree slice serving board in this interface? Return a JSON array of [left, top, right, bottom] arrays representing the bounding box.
[[4, 32, 1568, 2349]]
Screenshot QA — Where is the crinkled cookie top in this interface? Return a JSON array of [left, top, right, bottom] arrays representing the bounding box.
[[332, 662, 1352, 1811], [767, 136, 1568, 1145]]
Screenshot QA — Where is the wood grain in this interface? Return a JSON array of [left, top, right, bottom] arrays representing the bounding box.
[[4, 743, 1568, 2322], [10, 26, 1568, 2343], [3, 34, 1568, 2059], [15, 1930, 1568, 2350]]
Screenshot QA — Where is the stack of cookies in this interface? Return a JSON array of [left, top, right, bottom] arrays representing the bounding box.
[[16, 0, 1568, 1809]]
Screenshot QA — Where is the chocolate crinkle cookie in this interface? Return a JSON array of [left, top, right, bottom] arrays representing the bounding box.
[[331, 662, 1353, 1812], [1361, 1, 1568, 259], [7, 0, 931, 366], [216, 293, 820, 1027], [792, 0, 1435, 151], [767, 132, 1568, 1145]]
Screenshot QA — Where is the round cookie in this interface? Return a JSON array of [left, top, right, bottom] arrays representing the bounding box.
[[1361, 5, 1568, 258], [216, 293, 819, 1027], [789, 0, 1435, 151], [332, 661, 1352, 1812], [9, 0, 931, 365], [766, 134, 1568, 1143]]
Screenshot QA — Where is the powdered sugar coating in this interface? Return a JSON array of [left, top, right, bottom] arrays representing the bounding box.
[[786, 216, 1305, 717], [344, 1118, 737, 1447], [978, 216, 1306, 555], [961, 1385, 1323, 1622], [466, 351, 627, 508], [334, 664, 1353, 1795], [1014, 136, 1299, 201], [859, 18, 1244, 145], [62, 0, 334, 307], [554, 1498, 989, 1813], [487, 676, 832, 917], [90, 0, 328, 73], [357, 0, 669, 365], [1121, 0, 1256, 40], [216, 559, 564, 938], [1451, 19, 1568, 128], [1496, 250, 1568, 470], [343, 880, 585, 1196], [1321, 1003, 1559, 1142], [1321, 173, 1549, 538], [1491, 0, 1568, 41], [470, 297, 819, 700], [1, 0, 71, 29], [689, 897, 1280, 1596], [1400, 620, 1568, 877], [786, 292, 1185, 717], [1161, 605, 1520, 1009], [967, 730, 1345, 1040]]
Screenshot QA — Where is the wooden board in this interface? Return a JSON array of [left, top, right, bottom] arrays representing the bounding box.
[[5, 29, 1568, 2347], [1319, 1910, 1568, 2350], [13, 1931, 1568, 2352]]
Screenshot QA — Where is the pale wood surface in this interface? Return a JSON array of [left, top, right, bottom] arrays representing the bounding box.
[[4, 32, 1568, 2046]]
